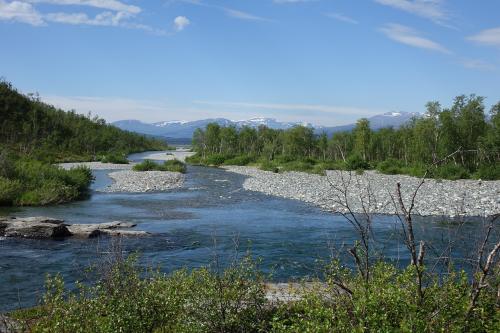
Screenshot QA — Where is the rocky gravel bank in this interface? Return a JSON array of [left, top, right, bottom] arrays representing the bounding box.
[[225, 166, 500, 217], [58, 162, 134, 170], [100, 170, 184, 193]]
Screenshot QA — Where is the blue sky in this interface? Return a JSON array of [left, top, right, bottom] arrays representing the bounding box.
[[1, 0, 499, 126]]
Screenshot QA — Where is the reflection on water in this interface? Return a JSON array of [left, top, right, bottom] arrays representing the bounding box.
[[0, 152, 487, 311]]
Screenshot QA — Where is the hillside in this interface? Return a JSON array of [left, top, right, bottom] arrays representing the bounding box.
[[0, 81, 167, 206]]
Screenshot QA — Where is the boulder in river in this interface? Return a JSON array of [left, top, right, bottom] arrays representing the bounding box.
[[0, 217, 71, 239], [0, 217, 150, 239]]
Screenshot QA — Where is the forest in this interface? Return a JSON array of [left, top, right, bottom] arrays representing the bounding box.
[[0, 81, 167, 206], [189, 95, 500, 180]]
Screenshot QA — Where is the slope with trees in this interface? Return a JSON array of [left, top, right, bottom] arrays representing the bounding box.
[[0, 81, 168, 206], [188, 95, 500, 180]]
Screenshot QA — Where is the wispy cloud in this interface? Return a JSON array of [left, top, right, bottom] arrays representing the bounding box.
[[222, 7, 269, 22], [374, 0, 450, 26], [325, 12, 358, 25], [460, 59, 497, 72], [273, 0, 317, 3], [467, 27, 500, 47], [380, 23, 451, 53], [0, 0, 44, 25], [46, 11, 132, 26], [25, 0, 141, 14], [194, 101, 383, 117]]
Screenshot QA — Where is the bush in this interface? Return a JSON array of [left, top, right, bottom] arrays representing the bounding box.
[[185, 154, 202, 165], [474, 164, 500, 180], [205, 154, 227, 166], [223, 155, 255, 166], [0, 177, 22, 205], [377, 158, 404, 174], [346, 154, 370, 171], [259, 160, 280, 173], [432, 163, 470, 180], [133, 159, 186, 173], [14, 256, 499, 333], [281, 160, 315, 173], [100, 152, 129, 164]]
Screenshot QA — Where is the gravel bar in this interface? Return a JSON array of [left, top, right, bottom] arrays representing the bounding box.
[[58, 162, 134, 170], [100, 170, 184, 193], [224, 166, 500, 217]]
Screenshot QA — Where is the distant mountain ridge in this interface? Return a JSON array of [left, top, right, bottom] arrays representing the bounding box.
[[112, 112, 419, 139]]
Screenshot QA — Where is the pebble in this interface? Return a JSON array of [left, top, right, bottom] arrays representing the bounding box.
[[224, 166, 500, 217], [100, 170, 184, 193]]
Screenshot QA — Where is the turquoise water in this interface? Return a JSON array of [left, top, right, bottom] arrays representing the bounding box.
[[0, 152, 484, 311]]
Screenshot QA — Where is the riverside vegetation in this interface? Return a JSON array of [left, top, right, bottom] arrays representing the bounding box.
[[188, 95, 500, 180], [0, 81, 168, 206]]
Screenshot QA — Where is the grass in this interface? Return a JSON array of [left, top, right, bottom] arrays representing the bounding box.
[[133, 159, 187, 173]]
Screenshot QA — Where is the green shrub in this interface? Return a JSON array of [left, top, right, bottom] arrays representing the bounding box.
[[15, 256, 499, 333], [185, 154, 203, 165], [346, 154, 370, 170], [100, 152, 129, 164], [162, 160, 187, 173], [15, 179, 79, 206], [474, 164, 500, 180], [377, 158, 404, 174], [0, 177, 22, 205], [205, 154, 227, 166], [281, 160, 315, 173], [259, 160, 280, 173], [133, 159, 186, 173], [223, 155, 255, 166], [432, 163, 470, 180]]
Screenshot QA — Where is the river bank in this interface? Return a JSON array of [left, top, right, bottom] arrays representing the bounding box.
[[224, 166, 500, 217]]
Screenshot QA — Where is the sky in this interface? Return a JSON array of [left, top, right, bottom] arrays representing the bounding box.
[[1, 0, 500, 126]]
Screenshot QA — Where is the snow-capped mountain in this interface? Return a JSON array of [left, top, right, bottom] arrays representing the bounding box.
[[112, 112, 419, 139]]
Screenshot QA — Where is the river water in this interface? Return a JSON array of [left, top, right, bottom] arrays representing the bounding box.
[[0, 152, 485, 311]]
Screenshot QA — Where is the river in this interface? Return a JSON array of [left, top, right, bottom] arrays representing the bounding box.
[[0, 151, 484, 311]]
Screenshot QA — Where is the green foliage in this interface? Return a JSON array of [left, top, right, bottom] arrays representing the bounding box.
[[345, 154, 369, 171], [223, 155, 255, 166], [1, 159, 94, 206], [432, 163, 470, 180], [14, 256, 499, 333], [100, 152, 129, 164], [0, 177, 22, 205], [190, 94, 499, 179], [0, 81, 168, 206], [133, 159, 187, 173], [474, 164, 500, 180], [377, 158, 405, 174]]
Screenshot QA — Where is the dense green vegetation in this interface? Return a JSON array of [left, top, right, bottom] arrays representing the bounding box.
[[133, 159, 187, 173], [189, 95, 500, 179], [9, 253, 499, 332], [0, 81, 168, 206]]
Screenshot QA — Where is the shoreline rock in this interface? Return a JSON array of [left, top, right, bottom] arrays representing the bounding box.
[[58, 162, 134, 170], [224, 166, 500, 217], [0, 217, 150, 240]]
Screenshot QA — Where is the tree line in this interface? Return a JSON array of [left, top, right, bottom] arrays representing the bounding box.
[[0, 80, 167, 206], [190, 94, 500, 179]]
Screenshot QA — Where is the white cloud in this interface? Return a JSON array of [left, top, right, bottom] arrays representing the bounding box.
[[222, 7, 269, 21], [460, 59, 497, 72], [374, 0, 449, 25], [173, 15, 189, 31], [467, 27, 500, 47], [194, 101, 383, 117], [25, 0, 140, 14], [325, 12, 358, 25], [46, 10, 131, 26], [273, 0, 317, 3], [0, 0, 44, 25], [380, 23, 451, 53]]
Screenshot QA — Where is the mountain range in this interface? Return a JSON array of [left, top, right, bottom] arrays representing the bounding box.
[[112, 112, 419, 140]]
